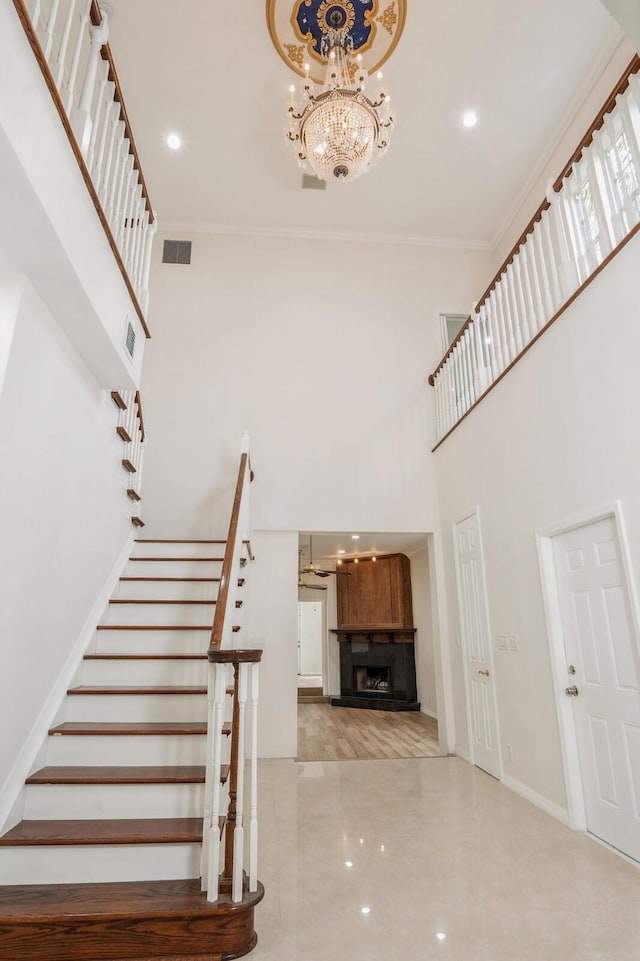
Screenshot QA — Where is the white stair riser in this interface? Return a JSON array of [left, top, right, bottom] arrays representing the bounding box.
[[81, 659, 209, 686], [23, 782, 212, 819], [65, 694, 207, 723], [132, 542, 226, 559], [115, 580, 220, 601], [46, 734, 207, 766], [124, 560, 223, 578], [103, 602, 215, 627], [94, 628, 210, 654], [0, 843, 202, 885]]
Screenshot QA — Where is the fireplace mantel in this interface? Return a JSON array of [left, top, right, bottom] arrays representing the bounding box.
[[331, 628, 416, 644]]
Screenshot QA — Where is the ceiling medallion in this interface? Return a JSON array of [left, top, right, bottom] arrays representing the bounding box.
[[267, 0, 406, 184]]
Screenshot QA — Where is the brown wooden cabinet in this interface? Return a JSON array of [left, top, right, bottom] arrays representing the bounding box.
[[336, 553, 414, 629]]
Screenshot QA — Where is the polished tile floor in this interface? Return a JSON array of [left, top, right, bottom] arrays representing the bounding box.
[[252, 756, 640, 961]]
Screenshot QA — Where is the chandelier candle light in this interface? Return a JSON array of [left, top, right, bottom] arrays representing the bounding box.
[[286, 19, 394, 183]]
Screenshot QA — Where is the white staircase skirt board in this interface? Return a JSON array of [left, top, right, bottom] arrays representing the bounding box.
[[131, 541, 226, 559], [123, 559, 223, 578], [22, 783, 209, 820], [115, 580, 221, 601], [1, 842, 202, 885], [81, 659, 209, 686], [46, 734, 207, 766], [94, 631, 210, 655], [64, 693, 208, 723], [102, 602, 216, 627]]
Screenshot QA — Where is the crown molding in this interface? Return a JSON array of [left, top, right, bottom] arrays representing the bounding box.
[[159, 221, 493, 252]]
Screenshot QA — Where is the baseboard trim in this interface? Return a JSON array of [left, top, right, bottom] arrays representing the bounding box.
[[422, 708, 438, 720], [0, 534, 134, 832], [454, 744, 471, 763], [501, 774, 570, 826]]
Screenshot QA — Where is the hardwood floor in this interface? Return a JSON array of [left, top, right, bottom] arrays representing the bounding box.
[[297, 702, 441, 761]]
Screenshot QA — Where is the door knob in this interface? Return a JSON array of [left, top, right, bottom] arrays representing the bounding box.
[[478, 669, 490, 677], [565, 685, 579, 696]]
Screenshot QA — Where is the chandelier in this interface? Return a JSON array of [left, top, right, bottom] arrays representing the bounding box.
[[286, 20, 394, 184]]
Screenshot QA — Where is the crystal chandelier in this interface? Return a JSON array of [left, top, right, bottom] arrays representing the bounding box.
[[286, 21, 394, 184]]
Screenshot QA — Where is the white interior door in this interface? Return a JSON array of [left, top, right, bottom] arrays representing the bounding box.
[[454, 511, 501, 778], [298, 601, 323, 677], [553, 516, 640, 861]]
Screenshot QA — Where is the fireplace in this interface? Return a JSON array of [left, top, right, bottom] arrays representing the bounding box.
[[330, 629, 420, 711]]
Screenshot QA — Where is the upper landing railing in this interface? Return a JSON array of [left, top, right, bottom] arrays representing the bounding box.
[[429, 56, 640, 447], [13, 0, 156, 337]]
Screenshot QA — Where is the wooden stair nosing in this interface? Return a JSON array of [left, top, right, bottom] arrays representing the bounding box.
[[48, 722, 231, 736], [67, 686, 207, 696], [25, 764, 230, 786], [131, 517, 145, 528], [108, 599, 216, 605], [111, 390, 127, 410], [119, 576, 221, 582], [128, 557, 224, 562], [116, 426, 131, 442], [84, 654, 207, 661], [134, 539, 227, 544], [126, 488, 141, 501], [122, 460, 136, 473], [96, 625, 210, 631], [0, 817, 203, 847]]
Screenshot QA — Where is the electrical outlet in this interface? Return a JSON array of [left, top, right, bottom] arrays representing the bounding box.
[[508, 634, 519, 652], [496, 634, 508, 651]]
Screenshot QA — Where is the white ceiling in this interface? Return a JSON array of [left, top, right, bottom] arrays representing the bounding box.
[[106, 1, 623, 248]]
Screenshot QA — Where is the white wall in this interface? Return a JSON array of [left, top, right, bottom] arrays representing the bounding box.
[[410, 545, 437, 716], [0, 279, 133, 817], [433, 228, 640, 813], [140, 232, 491, 538]]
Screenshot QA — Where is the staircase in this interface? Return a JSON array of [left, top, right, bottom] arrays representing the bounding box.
[[0, 538, 263, 961]]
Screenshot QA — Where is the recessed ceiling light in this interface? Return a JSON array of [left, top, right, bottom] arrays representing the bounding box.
[[436, 933, 447, 941], [351, 535, 360, 540], [361, 907, 371, 915], [337, 549, 346, 555], [345, 860, 353, 868], [166, 132, 182, 150], [462, 110, 478, 129]]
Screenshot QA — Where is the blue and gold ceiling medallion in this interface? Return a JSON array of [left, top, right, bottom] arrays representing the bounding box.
[[266, 0, 406, 82]]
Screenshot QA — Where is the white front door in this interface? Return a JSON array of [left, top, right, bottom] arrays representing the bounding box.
[[454, 510, 501, 778], [553, 516, 640, 861]]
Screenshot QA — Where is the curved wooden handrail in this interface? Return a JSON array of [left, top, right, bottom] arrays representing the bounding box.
[[90, 2, 153, 223], [209, 453, 250, 651], [429, 54, 640, 384]]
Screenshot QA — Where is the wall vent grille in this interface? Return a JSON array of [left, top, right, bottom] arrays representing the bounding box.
[[124, 320, 136, 359], [162, 239, 192, 264]]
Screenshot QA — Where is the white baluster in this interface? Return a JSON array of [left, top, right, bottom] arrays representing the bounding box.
[[100, 105, 120, 209], [94, 90, 117, 195], [87, 59, 110, 178], [130, 195, 146, 288], [41, 0, 62, 61], [444, 362, 454, 432], [583, 144, 612, 259], [107, 127, 127, 231], [543, 184, 572, 304], [514, 246, 535, 339], [536, 209, 559, 316], [64, 0, 92, 115], [471, 306, 489, 395], [564, 171, 591, 281], [494, 281, 514, 363], [201, 660, 215, 888], [249, 662, 259, 893], [140, 219, 158, 317], [54, 0, 78, 91], [482, 300, 501, 376], [464, 328, 476, 406], [522, 234, 544, 331], [114, 153, 134, 248], [452, 345, 463, 421], [617, 93, 640, 204], [504, 263, 523, 354], [594, 127, 626, 245], [206, 663, 228, 902], [133, 209, 150, 295], [458, 337, 470, 413], [122, 180, 141, 267], [232, 663, 248, 903], [72, 11, 109, 155]]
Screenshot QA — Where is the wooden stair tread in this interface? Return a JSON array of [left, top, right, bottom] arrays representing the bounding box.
[[26, 765, 207, 784], [0, 876, 251, 919], [119, 576, 221, 582], [84, 654, 207, 661], [135, 539, 227, 544], [128, 557, 224, 562], [96, 625, 210, 631], [67, 686, 207, 695], [48, 721, 231, 736], [108, 598, 216, 604], [0, 818, 203, 846]]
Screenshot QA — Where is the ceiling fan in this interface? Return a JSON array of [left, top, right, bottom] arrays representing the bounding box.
[[298, 576, 327, 592], [299, 536, 352, 578]]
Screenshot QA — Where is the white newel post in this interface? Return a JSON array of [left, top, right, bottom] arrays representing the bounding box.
[[232, 664, 249, 903], [72, 12, 109, 156], [206, 662, 228, 902], [249, 661, 259, 892]]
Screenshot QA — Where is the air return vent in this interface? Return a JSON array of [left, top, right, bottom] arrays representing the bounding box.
[[124, 319, 136, 359], [162, 239, 192, 264], [302, 174, 326, 191]]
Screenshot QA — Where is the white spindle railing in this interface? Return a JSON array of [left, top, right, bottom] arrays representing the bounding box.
[[431, 57, 640, 445], [16, 0, 155, 330], [201, 435, 262, 906]]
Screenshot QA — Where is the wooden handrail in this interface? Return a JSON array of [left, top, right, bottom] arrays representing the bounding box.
[[429, 54, 640, 384], [134, 390, 145, 443], [90, 2, 153, 223], [209, 453, 249, 651]]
